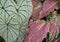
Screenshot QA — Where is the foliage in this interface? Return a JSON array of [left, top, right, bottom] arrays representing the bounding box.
[[0, 0, 33, 42]]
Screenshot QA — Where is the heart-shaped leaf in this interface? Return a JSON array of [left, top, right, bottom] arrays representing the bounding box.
[[24, 20, 49, 42], [0, 0, 33, 42]]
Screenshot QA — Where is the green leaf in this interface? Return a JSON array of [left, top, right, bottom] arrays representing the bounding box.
[[0, 0, 33, 42]]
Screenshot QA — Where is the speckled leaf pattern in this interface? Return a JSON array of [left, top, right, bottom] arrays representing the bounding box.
[[0, 0, 33, 42]]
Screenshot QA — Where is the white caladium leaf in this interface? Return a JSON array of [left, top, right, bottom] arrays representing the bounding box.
[[0, 0, 33, 42]]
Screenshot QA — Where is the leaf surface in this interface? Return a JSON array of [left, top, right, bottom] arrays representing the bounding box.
[[39, 0, 59, 19], [0, 0, 33, 42]]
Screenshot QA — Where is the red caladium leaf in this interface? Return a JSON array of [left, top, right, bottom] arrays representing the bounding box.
[[24, 20, 49, 42], [39, 0, 59, 19]]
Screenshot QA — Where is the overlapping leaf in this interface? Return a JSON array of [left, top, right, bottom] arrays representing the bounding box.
[[24, 19, 49, 42], [0, 0, 33, 42], [39, 0, 59, 19]]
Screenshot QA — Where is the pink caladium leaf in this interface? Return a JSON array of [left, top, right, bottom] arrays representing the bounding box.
[[32, 7, 41, 20], [32, 0, 42, 20], [49, 22, 59, 40], [39, 0, 59, 19], [24, 0, 60, 42], [24, 19, 49, 42], [47, 11, 60, 41], [32, 0, 41, 7]]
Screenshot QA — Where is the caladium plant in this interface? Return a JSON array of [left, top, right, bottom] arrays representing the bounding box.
[[24, 0, 60, 42], [0, 0, 60, 42], [0, 0, 33, 42], [45, 11, 60, 42]]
